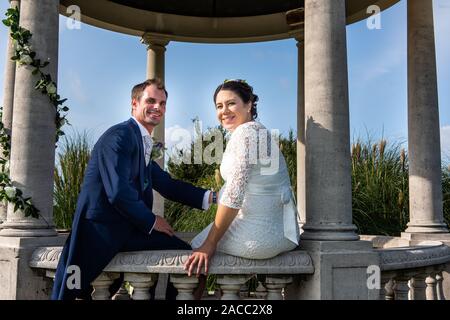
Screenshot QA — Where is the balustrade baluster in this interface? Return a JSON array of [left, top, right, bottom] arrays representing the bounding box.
[[170, 274, 199, 300], [124, 273, 156, 300], [265, 276, 293, 300], [91, 272, 119, 300]]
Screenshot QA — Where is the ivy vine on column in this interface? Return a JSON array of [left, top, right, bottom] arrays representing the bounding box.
[[0, 7, 69, 219]]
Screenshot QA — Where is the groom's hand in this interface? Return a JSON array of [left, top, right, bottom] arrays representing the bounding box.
[[153, 216, 175, 237]]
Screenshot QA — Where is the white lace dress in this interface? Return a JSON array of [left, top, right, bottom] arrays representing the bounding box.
[[191, 121, 300, 259]]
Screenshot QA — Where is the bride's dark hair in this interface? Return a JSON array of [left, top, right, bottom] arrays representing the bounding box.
[[213, 79, 259, 120]]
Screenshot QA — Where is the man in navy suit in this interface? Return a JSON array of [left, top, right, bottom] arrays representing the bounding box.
[[51, 79, 214, 300]]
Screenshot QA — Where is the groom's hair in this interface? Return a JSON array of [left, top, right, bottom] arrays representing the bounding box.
[[131, 78, 168, 103]]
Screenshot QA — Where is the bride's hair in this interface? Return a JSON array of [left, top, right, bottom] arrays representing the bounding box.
[[214, 80, 259, 120]]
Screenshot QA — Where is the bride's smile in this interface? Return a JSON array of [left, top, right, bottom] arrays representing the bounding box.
[[215, 89, 252, 131]]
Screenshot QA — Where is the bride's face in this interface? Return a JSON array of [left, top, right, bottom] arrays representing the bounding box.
[[215, 90, 252, 131]]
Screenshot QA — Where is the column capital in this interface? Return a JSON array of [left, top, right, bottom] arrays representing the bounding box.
[[141, 33, 170, 49], [288, 29, 304, 43], [295, 36, 305, 46]]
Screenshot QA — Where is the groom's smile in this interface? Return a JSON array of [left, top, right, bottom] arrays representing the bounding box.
[[146, 109, 162, 122], [132, 84, 167, 134]]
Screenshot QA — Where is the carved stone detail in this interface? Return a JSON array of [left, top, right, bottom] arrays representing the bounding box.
[[29, 247, 314, 275], [378, 243, 450, 271]]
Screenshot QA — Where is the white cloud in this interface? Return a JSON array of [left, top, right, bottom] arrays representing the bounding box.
[[359, 32, 406, 82], [67, 69, 87, 104]]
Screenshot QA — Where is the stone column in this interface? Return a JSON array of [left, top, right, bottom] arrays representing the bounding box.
[[0, 0, 59, 237], [301, 0, 358, 241], [141, 34, 169, 218], [404, 0, 448, 234], [0, 0, 20, 227], [296, 38, 306, 230]]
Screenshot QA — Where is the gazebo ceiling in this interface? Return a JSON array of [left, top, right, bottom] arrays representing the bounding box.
[[107, 0, 305, 18], [59, 0, 400, 43]]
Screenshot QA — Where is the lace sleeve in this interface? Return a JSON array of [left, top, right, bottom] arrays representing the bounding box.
[[219, 124, 258, 209]]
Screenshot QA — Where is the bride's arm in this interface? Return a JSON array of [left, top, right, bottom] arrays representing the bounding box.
[[184, 204, 239, 276], [184, 124, 258, 277]]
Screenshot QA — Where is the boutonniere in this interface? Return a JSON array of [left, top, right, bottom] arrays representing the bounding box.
[[151, 138, 166, 161]]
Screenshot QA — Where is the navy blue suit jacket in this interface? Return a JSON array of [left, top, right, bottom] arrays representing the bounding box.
[[51, 119, 206, 300]]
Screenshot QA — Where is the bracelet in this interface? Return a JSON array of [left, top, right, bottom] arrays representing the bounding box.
[[212, 191, 217, 204]]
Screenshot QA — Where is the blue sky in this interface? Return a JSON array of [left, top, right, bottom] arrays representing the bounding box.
[[1, 0, 449, 162]]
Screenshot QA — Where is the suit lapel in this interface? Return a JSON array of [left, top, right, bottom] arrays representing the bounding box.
[[128, 118, 146, 192]]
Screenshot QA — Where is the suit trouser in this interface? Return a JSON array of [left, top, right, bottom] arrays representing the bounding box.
[[109, 230, 192, 300]]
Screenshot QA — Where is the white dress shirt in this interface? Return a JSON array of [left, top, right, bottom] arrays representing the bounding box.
[[131, 117, 211, 235]]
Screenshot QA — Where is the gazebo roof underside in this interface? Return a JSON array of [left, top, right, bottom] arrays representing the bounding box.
[[60, 0, 400, 43]]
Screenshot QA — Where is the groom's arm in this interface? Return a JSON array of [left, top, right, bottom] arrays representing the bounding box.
[[151, 161, 209, 210]]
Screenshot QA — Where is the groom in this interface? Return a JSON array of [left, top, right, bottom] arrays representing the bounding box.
[[52, 78, 213, 300]]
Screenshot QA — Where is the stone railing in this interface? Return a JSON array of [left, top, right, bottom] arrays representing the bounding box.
[[361, 236, 450, 300], [29, 247, 314, 300], [29, 237, 450, 300]]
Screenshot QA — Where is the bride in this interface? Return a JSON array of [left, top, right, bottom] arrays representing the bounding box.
[[184, 79, 300, 277]]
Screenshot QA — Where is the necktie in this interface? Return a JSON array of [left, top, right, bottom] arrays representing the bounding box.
[[143, 135, 152, 166]]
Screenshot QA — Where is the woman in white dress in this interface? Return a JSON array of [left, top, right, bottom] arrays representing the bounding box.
[[184, 79, 300, 277]]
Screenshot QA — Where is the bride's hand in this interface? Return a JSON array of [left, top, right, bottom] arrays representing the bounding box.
[[184, 242, 216, 277]]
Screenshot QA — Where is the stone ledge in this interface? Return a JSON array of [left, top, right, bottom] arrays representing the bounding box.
[[29, 247, 314, 275], [377, 241, 450, 271]]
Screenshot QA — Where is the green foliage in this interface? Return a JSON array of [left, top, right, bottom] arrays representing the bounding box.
[[53, 132, 91, 229], [279, 129, 297, 195], [443, 164, 450, 227], [165, 120, 226, 231], [0, 107, 39, 219], [351, 138, 410, 235]]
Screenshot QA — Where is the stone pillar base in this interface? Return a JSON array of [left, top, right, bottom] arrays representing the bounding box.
[[401, 232, 450, 300], [404, 224, 449, 234], [0, 234, 67, 299], [401, 232, 450, 245], [287, 240, 379, 300], [300, 225, 359, 241], [0, 221, 58, 237]]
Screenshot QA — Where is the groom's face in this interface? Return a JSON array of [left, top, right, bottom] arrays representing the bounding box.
[[132, 84, 167, 132]]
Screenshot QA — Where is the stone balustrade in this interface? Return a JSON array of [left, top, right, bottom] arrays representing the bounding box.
[[361, 236, 450, 300], [28, 238, 450, 300], [29, 247, 314, 300]]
